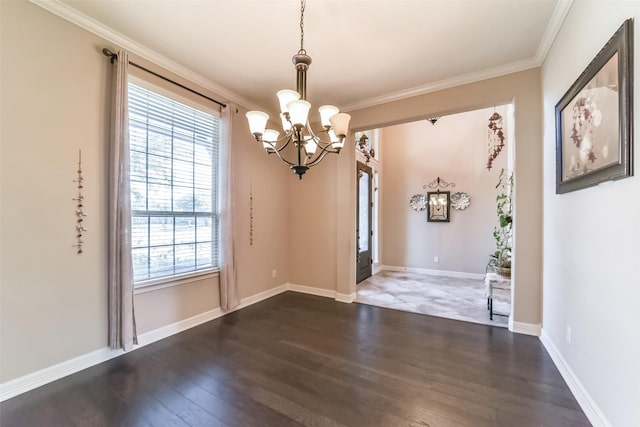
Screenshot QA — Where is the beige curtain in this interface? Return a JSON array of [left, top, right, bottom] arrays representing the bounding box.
[[219, 104, 240, 310], [108, 49, 137, 350]]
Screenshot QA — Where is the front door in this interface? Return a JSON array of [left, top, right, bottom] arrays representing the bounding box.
[[356, 162, 373, 283]]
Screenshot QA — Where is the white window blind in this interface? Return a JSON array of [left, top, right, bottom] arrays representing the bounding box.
[[128, 83, 220, 284]]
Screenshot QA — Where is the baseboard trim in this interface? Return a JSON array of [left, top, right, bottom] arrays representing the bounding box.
[[287, 283, 336, 299], [335, 292, 356, 303], [0, 281, 360, 401], [540, 329, 612, 427], [0, 283, 289, 402], [508, 318, 541, 336], [0, 347, 123, 403], [372, 263, 383, 275], [382, 265, 485, 280]]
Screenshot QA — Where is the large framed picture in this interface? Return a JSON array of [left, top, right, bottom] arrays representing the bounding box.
[[555, 19, 633, 194]]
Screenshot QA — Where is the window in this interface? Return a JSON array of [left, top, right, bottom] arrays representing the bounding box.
[[128, 82, 220, 285]]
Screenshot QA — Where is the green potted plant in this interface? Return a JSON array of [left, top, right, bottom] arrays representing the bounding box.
[[489, 169, 513, 278]]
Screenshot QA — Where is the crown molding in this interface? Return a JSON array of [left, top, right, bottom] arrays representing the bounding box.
[[29, 0, 263, 112], [31, 0, 573, 115], [341, 56, 539, 112], [342, 0, 574, 113], [535, 0, 574, 64]]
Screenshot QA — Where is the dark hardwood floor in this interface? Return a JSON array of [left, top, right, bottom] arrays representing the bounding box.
[[0, 292, 590, 426]]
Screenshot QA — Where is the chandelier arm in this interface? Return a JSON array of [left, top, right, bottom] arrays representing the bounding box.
[[304, 122, 328, 142], [316, 143, 340, 156], [271, 133, 294, 154], [267, 143, 297, 167], [303, 124, 341, 153], [305, 151, 330, 167], [305, 146, 339, 167]]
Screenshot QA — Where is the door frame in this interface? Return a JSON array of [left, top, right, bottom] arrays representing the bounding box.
[[356, 161, 373, 283]]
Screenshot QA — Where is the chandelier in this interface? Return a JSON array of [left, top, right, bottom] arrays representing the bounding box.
[[245, 0, 351, 179]]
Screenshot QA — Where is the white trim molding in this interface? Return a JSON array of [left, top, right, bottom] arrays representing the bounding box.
[[31, 0, 573, 117], [540, 329, 612, 427], [508, 318, 541, 336], [29, 0, 262, 112], [335, 292, 356, 303], [0, 347, 123, 403], [1, 282, 343, 401], [382, 265, 485, 280], [534, 0, 574, 64], [0, 283, 290, 402], [341, 0, 573, 113], [137, 283, 290, 347], [372, 263, 383, 276], [342, 57, 539, 112], [5, 279, 552, 402], [286, 283, 356, 303], [287, 283, 336, 299]]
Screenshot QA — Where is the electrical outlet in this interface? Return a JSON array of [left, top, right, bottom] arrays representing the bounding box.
[[566, 326, 572, 344], [272, 269, 277, 278], [434, 256, 439, 263]]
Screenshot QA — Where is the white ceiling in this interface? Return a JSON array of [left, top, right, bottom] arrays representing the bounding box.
[[57, 0, 564, 113]]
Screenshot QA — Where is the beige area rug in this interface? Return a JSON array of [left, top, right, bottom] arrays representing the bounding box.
[[356, 271, 510, 328]]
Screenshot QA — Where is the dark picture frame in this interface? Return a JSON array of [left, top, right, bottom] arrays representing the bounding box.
[[555, 19, 633, 194], [427, 191, 450, 222]]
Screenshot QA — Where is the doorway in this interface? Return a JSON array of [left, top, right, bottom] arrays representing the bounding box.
[[356, 161, 372, 283], [353, 105, 514, 327]]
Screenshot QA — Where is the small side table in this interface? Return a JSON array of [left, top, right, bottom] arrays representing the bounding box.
[[484, 272, 511, 320]]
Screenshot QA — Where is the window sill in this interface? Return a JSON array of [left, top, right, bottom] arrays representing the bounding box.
[[134, 269, 220, 295]]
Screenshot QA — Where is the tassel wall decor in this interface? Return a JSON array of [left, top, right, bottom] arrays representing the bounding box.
[[73, 149, 87, 254]]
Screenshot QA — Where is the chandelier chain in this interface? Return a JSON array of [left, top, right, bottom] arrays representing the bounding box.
[[299, 0, 306, 53]]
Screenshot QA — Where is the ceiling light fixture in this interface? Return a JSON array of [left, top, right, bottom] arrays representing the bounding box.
[[245, 0, 351, 179]]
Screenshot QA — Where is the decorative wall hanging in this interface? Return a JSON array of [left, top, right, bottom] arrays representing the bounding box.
[[427, 191, 450, 222], [73, 149, 86, 254], [423, 176, 455, 191], [421, 177, 454, 222], [357, 133, 375, 163], [555, 19, 633, 194], [486, 111, 505, 170], [249, 181, 254, 246], [450, 192, 471, 210], [409, 194, 428, 211]]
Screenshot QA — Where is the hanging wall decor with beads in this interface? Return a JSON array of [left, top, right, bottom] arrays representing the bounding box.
[[487, 112, 505, 170], [73, 149, 87, 254], [249, 182, 254, 246]]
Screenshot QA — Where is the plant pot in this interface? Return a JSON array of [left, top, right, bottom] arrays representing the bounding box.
[[497, 267, 511, 278]]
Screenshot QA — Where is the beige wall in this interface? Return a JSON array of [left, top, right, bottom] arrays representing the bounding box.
[[541, 2, 640, 425], [287, 156, 338, 290], [345, 68, 543, 326], [380, 106, 508, 274], [0, 1, 290, 382]]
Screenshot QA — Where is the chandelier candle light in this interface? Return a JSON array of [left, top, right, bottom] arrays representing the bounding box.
[[246, 0, 351, 179]]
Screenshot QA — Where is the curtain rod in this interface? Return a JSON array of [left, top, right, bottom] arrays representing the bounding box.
[[102, 48, 227, 109]]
